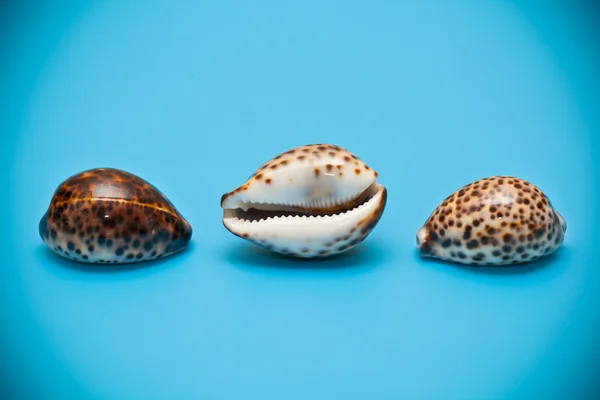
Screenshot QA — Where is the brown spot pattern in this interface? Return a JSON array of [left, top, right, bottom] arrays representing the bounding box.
[[39, 168, 192, 264], [417, 176, 565, 266], [220, 143, 378, 207]]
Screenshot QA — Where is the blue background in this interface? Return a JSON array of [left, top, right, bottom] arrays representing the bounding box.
[[1, 1, 599, 398]]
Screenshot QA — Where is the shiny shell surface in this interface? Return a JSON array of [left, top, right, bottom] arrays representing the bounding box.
[[221, 144, 387, 258], [39, 168, 192, 264], [417, 176, 566, 266]]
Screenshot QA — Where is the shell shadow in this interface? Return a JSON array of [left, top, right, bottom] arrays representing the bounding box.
[[224, 240, 388, 271], [415, 245, 569, 276], [35, 241, 195, 273]]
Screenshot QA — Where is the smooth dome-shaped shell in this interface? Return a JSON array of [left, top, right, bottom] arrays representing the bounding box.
[[221, 144, 387, 258], [39, 168, 192, 264], [417, 176, 566, 266], [221, 144, 379, 211]]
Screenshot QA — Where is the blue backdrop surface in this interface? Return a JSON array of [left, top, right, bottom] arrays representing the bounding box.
[[1, 1, 599, 399]]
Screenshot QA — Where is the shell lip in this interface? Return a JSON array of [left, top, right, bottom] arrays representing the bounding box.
[[222, 182, 385, 225], [416, 224, 435, 257], [38, 210, 50, 241], [555, 210, 567, 234]]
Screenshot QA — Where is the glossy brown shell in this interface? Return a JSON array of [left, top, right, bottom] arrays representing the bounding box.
[[39, 168, 192, 264]]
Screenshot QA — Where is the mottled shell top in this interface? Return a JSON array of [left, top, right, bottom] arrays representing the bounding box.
[[418, 176, 566, 265], [221, 144, 379, 211], [39, 168, 192, 263]]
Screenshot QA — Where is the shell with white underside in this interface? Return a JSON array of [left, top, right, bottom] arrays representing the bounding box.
[[221, 144, 387, 258], [417, 176, 566, 266]]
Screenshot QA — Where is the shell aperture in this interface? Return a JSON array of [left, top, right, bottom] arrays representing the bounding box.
[[221, 144, 387, 258]]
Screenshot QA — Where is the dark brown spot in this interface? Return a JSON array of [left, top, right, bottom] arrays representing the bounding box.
[[516, 245, 525, 254], [349, 238, 361, 246], [466, 239, 479, 249], [337, 244, 349, 252], [472, 253, 486, 262]]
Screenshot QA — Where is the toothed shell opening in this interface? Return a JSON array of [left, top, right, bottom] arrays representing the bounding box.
[[235, 190, 365, 212], [227, 184, 382, 224]]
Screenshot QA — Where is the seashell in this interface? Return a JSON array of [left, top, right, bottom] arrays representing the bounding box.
[[220, 144, 387, 258], [417, 176, 566, 266], [39, 168, 192, 264]]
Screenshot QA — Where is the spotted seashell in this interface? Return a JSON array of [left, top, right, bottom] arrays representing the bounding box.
[[39, 168, 192, 264], [417, 176, 566, 266], [220, 144, 387, 258]]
